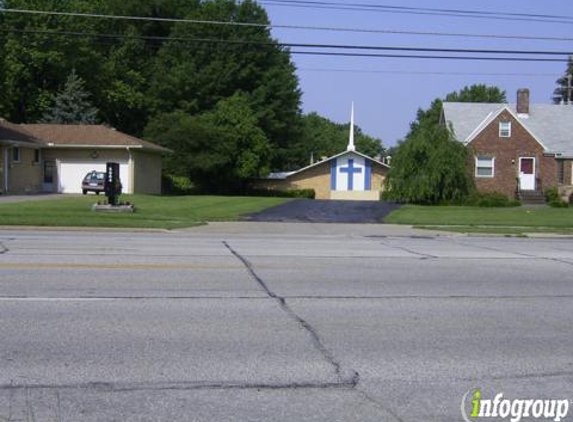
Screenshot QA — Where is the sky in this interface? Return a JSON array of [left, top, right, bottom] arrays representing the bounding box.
[[261, 0, 572, 146]]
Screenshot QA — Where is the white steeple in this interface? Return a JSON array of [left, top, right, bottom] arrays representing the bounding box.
[[347, 102, 355, 151]]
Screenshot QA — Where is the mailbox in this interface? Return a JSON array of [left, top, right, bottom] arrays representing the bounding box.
[[104, 162, 122, 205]]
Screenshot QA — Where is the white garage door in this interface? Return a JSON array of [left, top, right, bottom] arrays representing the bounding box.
[[58, 162, 131, 194]]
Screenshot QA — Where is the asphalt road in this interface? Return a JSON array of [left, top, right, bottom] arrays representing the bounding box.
[[244, 199, 401, 223], [0, 227, 572, 421]]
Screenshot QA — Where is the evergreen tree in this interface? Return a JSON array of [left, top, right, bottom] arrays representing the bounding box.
[[41, 70, 99, 124], [553, 56, 573, 104]]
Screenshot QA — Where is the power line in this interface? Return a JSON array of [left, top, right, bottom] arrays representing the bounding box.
[[1, 8, 573, 43], [298, 68, 557, 77], [2, 27, 571, 62], [291, 51, 569, 62], [260, 0, 573, 25]]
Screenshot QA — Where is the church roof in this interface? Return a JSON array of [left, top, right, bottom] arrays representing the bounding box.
[[268, 150, 388, 180]]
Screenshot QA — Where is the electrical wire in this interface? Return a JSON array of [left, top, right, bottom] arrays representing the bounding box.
[[1, 8, 573, 42]]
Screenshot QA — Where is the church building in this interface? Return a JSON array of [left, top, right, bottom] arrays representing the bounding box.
[[255, 105, 389, 200]]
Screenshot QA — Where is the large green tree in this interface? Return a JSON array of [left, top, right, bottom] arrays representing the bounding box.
[[384, 84, 505, 204], [407, 84, 506, 138], [384, 125, 472, 204], [289, 112, 385, 169], [0, 0, 301, 148], [144, 93, 270, 193]]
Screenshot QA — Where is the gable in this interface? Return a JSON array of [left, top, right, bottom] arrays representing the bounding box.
[[443, 102, 573, 155]]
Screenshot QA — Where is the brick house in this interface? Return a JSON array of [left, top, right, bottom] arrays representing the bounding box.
[[442, 90, 573, 201], [0, 119, 169, 195]]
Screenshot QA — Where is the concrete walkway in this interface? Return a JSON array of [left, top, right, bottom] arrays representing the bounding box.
[[181, 221, 459, 237]]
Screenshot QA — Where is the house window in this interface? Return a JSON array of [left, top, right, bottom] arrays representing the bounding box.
[[476, 156, 495, 178], [499, 121, 511, 138], [557, 160, 565, 185], [34, 149, 40, 164], [12, 147, 20, 163]]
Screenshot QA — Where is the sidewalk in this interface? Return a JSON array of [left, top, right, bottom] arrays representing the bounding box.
[[179, 221, 460, 237]]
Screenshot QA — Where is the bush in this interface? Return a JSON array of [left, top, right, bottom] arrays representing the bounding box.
[[464, 192, 521, 207], [248, 188, 315, 199], [162, 174, 195, 195], [544, 187, 560, 203], [549, 199, 569, 208], [544, 187, 569, 207]]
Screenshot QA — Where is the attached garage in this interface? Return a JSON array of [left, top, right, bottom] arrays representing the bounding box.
[[58, 161, 131, 194]]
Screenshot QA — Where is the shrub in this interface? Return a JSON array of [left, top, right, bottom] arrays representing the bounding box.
[[248, 188, 315, 199], [548, 199, 569, 208], [544, 187, 560, 203], [162, 174, 195, 195], [465, 192, 521, 207], [544, 187, 569, 207]]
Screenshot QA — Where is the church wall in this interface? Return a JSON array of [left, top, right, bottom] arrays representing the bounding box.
[[253, 158, 389, 200], [287, 161, 332, 199]]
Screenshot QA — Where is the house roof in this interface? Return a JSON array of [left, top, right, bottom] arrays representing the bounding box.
[[0, 119, 42, 146], [20, 124, 170, 153], [267, 149, 388, 180], [442, 102, 573, 156]]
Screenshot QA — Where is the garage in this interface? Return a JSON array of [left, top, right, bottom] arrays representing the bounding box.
[[58, 161, 131, 194]]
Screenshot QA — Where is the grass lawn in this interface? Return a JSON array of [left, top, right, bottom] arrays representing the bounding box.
[[385, 205, 573, 235], [0, 194, 288, 229]]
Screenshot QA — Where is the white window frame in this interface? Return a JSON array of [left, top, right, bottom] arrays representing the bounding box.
[[12, 147, 20, 163], [499, 121, 511, 138], [475, 156, 495, 178]]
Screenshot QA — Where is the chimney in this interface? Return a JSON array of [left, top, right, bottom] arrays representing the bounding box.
[[517, 88, 530, 116]]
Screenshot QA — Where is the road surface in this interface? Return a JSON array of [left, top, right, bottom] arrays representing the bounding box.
[[0, 226, 572, 421]]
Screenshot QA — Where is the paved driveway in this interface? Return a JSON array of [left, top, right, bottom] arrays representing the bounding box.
[[244, 199, 401, 223]]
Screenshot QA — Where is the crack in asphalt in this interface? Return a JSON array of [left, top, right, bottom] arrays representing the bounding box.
[[453, 239, 573, 267], [222, 241, 358, 386], [0, 241, 9, 255], [379, 240, 438, 259], [354, 388, 407, 422]]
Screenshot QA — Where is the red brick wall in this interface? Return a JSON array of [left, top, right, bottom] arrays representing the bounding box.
[[467, 109, 557, 198]]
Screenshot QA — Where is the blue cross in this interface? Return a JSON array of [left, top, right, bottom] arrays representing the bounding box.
[[340, 159, 362, 191]]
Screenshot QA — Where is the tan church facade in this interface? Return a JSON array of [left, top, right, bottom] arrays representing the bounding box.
[[255, 150, 389, 200]]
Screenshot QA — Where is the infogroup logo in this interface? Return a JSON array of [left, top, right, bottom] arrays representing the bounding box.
[[461, 389, 570, 422]]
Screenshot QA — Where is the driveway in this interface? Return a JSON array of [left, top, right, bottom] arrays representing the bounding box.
[[243, 199, 401, 223]]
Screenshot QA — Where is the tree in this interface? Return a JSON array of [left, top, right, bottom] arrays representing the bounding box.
[[144, 93, 270, 193], [384, 84, 505, 204], [384, 126, 473, 204], [407, 84, 506, 138], [553, 56, 573, 104], [0, 0, 302, 152], [41, 70, 99, 124], [288, 112, 385, 169]]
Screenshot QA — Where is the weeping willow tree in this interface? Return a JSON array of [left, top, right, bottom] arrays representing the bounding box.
[[384, 125, 474, 204]]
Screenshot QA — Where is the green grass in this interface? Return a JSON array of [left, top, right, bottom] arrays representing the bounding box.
[[385, 205, 573, 235], [0, 195, 288, 229]]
